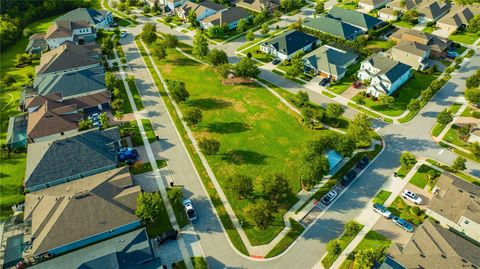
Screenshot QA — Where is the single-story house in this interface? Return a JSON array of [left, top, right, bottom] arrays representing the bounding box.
[[160, 0, 187, 11], [358, 0, 390, 12], [426, 173, 480, 241], [55, 8, 113, 30], [389, 28, 451, 58], [390, 41, 430, 70], [200, 7, 250, 30], [328, 6, 386, 31], [24, 127, 120, 192], [260, 30, 319, 60], [417, 0, 451, 22], [23, 167, 142, 259], [387, 220, 480, 269], [378, 7, 400, 21], [25, 34, 49, 54], [386, 0, 423, 12], [437, 6, 480, 33], [234, 0, 280, 13], [358, 54, 412, 97], [302, 45, 359, 80], [303, 16, 364, 40], [176, 1, 226, 22]]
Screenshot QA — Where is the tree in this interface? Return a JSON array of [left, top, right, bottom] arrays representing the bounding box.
[[379, 95, 394, 107], [354, 249, 376, 269], [207, 49, 228, 66], [22, 27, 32, 38], [187, 10, 197, 25], [164, 16, 173, 23], [244, 199, 274, 229], [465, 88, 480, 105], [79, 119, 93, 131], [237, 19, 247, 33], [296, 91, 310, 106], [140, 23, 157, 44], [401, 9, 419, 24], [336, 136, 356, 158], [193, 32, 209, 57], [135, 192, 163, 223], [459, 124, 472, 141], [347, 114, 372, 143], [326, 103, 344, 121], [400, 151, 416, 170], [198, 138, 220, 155], [355, 95, 366, 106], [260, 173, 291, 204], [227, 174, 253, 199], [286, 58, 303, 78], [436, 109, 453, 126], [280, 0, 292, 10], [246, 30, 255, 41], [167, 80, 190, 103], [467, 14, 480, 33], [115, 110, 124, 121], [164, 34, 179, 49], [471, 142, 480, 159], [16, 53, 30, 66], [234, 57, 260, 78], [143, 5, 151, 14], [452, 156, 467, 172], [466, 70, 480, 89], [99, 112, 109, 128], [315, 0, 325, 14], [344, 220, 362, 236], [298, 153, 329, 189], [326, 240, 341, 255], [152, 45, 166, 59], [183, 107, 203, 127], [407, 99, 421, 111], [105, 72, 118, 91], [167, 187, 183, 204], [260, 23, 269, 35]]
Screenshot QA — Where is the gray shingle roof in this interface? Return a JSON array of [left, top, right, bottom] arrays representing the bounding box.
[[303, 16, 363, 40], [328, 6, 384, 30], [263, 30, 318, 56], [363, 54, 411, 83], [25, 127, 120, 190], [202, 7, 250, 25], [55, 8, 109, 25], [383, 61, 411, 82], [302, 45, 358, 77]]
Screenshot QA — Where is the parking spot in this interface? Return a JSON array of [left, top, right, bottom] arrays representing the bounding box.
[[401, 183, 433, 210]]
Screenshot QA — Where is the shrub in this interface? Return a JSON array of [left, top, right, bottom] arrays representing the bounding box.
[[410, 206, 420, 216]]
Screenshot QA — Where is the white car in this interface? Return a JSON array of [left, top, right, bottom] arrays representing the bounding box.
[[182, 199, 197, 222], [120, 31, 127, 38], [402, 190, 422, 205], [321, 190, 337, 205]]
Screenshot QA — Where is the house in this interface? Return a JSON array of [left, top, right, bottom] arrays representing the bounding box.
[[387, 220, 480, 268], [176, 1, 226, 22], [24, 127, 120, 192], [426, 173, 480, 241], [303, 16, 364, 40], [328, 6, 386, 31], [200, 7, 250, 30], [160, 0, 187, 11], [417, 0, 451, 22], [390, 41, 430, 70], [260, 30, 319, 60], [22, 167, 142, 259], [357, 54, 412, 97], [29, 228, 157, 269], [55, 8, 113, 30], [378, 7, 401, 21], [390, 28, 451, 58], [437, 6, 480, 33], [387, 0, 423, 12], [25, 91, 110, 143], [358, 0, 390, 12], [302, 45, 359, 80], [25, 34, 49, 54], [234, 0, 280, 13]]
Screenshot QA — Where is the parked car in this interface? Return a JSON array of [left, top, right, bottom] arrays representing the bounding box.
[[319, 77, 331, 86], [352, 81, 362, 88], [446, 51, 459, 59], [321, 190, 337, 205], [183, 199, 197, 221], [373, 203, 392, 218], [272, 58, 281, 65], [157, 229, 178, 244], [356, 156, 369, 169], [341, 170, 357, 186], [120, 31, 127, 38], [110, 22, 118, 27], [392, 216, 414, 232], [402, 189, 422, 205], [117, 148, 139, 162], [88, 112, 101, 127]]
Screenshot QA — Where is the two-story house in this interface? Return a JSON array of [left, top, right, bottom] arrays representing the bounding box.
[[55, 8, 113, 30], [437, 5, 480, 33], [358, 54, 412, 97], [302, 45, 359, 81], [389, 28, 451, 58], [390, 41, 430, 70], [358, 0, 390, 12], [200, 7, 251, 30], [234, 0, 280, 13], [260, 30, 319, 60], [176, 1, 226, 22]]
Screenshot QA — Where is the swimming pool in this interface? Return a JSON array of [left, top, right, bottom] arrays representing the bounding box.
[[326, 150, 343, 174]]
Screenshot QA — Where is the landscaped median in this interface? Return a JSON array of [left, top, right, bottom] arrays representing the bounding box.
[[339, 230, 391, 269], [431, 103, 462, 137], [321, 220, 364, 269], [264, 218, 305, 258]]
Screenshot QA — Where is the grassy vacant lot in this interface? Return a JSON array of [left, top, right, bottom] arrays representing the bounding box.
[[322, 222, 365, 269], [153, 47, 343, 245], [409, 164, 440, 189], [359, 71, 438, 117], [265, 219, 305, 258], [339, 230, 391, 269], [387, 196, 426, 225], [373, 190, 391, 205], [449, 31, 480, 45]]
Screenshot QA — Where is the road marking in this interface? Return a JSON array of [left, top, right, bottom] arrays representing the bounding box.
[[375, 127, 381, 131], [439, 149, 444, 155]]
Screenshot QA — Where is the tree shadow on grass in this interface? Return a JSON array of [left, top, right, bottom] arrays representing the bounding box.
[[188, 98, 232, 110], [221, 150, 268, 165], [206, 122, 250, 134], [173, 57, 200, 67]]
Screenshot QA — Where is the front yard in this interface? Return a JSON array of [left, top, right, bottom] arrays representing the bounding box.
[[373, 190, 392, 205], [409, 164, 440, 189], [387, 196, 426, 226], [339, 230, 391, 269], [393, 20, 415, 29], [448, 31, 480, 45], [242, 44, 272, 63], [327, 60, 363, 94]]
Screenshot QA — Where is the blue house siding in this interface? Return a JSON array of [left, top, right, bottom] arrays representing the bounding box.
[[46, 221, 142, 257], [388, 69, 413, 95]]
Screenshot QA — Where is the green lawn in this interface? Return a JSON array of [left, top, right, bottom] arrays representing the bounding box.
[[432, 103, 462, 137], [443, 125, 472, 149], [396, 163, 416, 178], [272, 69, 308, 85], [141, 119, 157, 143], [426, 159, 480, 186], [119, 121, 143, 146], [373, 190, 391, 205], [237, 37, 269, 52], [448, 31, 480, 45], [422, 26, 435, 34], [167, 188, 190, 228], [359, 71, 438, 117], [328, 60, 362, 94], [151, 46, 349, 245], [146, 195, 173, 237], [339, 230, 391, 269], [339, 1, 358, 10], [265, 219, 305, 258], [191, 257, 208, 269], [127, 77, 145, 111], [387, 196, 426, 225], [409, 164, 440, 189], [243, 44, 271, 63], [322, 222, 365, 269], [365, 39, 394, 53], [117, 81, 134, 114], [393, 20, 415, 28]]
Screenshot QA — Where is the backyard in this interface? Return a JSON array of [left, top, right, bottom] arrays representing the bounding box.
[[151, 47, 344, 245]]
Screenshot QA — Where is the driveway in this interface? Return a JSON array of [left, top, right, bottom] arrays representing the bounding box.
[[372, 217, 413, 247], [402, 183, 433, 210], [432, 28, 452, 38], [341, 85, 363, 100]]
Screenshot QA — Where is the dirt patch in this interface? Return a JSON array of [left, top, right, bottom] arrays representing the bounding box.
[[222, 77, 255, 85]]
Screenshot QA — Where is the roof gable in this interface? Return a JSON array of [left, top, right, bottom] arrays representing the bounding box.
[[303, 16, 363, 39], [328, 6, 383, 30], [264, 30, 318, 55], [55, 8, 108, 25]]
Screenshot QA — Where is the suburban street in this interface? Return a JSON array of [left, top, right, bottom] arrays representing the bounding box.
[[121, 10, 480, 269]]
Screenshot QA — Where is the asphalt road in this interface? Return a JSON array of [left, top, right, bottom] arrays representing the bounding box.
[[125, 13, 480, 269]]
